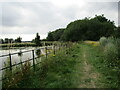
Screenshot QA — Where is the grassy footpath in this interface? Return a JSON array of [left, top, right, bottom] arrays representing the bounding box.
[[4, 43, 119, 88], [84, 44, 119, 88]]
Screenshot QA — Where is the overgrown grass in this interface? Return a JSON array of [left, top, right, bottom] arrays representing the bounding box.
[[3, 43, 83, 88], [84, 44, 119, 88], [3, 42, 119, 88], [2, 60, 32, 88]]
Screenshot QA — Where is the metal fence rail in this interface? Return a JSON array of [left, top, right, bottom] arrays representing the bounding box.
[[0, 42, 73, 84]]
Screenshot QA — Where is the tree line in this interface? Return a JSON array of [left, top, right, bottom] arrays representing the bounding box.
[[0, 33, 42, 46], [47, 14, 119, 41], [0, 37, 22, 44], [1, 14, 119, 45]]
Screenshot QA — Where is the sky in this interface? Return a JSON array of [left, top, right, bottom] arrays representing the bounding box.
[[0, 0, 119, 41]]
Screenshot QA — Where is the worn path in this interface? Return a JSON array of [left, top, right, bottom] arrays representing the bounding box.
[[78, 45, 102, 88]]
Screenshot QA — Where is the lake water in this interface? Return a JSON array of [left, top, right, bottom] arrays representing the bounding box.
[[0, 46, 53, 88]]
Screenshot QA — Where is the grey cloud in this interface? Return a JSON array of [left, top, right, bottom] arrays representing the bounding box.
[[0, 1, 118, 35]]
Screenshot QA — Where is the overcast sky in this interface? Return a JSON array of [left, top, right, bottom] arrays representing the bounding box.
[[0, 0, 119, 41]]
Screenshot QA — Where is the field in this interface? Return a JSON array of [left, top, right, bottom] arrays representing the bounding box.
[[3, 41, 119, 88]]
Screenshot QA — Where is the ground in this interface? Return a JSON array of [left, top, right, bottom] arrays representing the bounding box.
[[4, 43, 119, 88], [78, 44, 102, 88]]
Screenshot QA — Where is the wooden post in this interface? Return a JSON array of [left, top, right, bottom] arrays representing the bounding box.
[[53, 44, 55, 55], [45, 46, 47, 59], [9, 53, 12, 71], [32, 50, 35, 71], [65, 44, 67, 54]]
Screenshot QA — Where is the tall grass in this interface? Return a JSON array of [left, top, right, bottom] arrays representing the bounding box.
[[3, 43, 81, 88], [99, 37, 120, 70], [99, 37, 108, 48], [85, 43, 119, 88], [2, 60, 32, 88]]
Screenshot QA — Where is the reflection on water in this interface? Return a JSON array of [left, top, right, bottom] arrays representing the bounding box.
[[0, 47, 39, 70], [0, 46, 52, 70], [0, 46, 53, 88]]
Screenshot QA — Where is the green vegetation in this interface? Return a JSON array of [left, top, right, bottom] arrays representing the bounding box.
[[3, 60, 32, 88], [46, 14, 115, 41], [0, 43, 36, 47], [0, 37, 22, 44], [99, 37, 120, 72], [32, 33, 42, 46], [15, 37, 22, 43], [1, 14, 120, 88], [3, 42, 119, 88], [3, 43, 82, 88], [0, 41, 54, 48], [84, 43, 119, 88], [113, 27, 120, 38], [47, 28, 65, 41]]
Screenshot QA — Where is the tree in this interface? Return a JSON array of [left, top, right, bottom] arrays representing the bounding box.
[[4, 38, 9, 43], [34, 33, 41, 46], [113, 27, 120, 38], [47, 32, 54, 41], [15, 37, 22, 43], [60, 14, 115, 41], [46, 28, 65, 41], [9, 38, 14, 43], [0, 39, 4, 44], [1, 38, 14, 44]]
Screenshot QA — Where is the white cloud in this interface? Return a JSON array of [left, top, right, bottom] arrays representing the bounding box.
[[0, 1, 118, 41]]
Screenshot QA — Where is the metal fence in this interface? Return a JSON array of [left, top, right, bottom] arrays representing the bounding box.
[[0, 43, 72, 82]]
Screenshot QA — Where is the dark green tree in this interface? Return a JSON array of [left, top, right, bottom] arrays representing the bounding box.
[[113, 27, 120, 38], [15, 37, 22, 43], [34, 33, 41, 46], [47, 32, 54, 41], [0, 39, 4, 44], [46, 28, 65, 41], [4, 38, 9, 43], [9, 38, 14, 43], [60, 14, 115, 41]]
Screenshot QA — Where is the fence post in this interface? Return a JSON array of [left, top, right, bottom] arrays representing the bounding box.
[[45, 46, 47, 59], [65, 44, 68, 54], [32, 50, 35, 71], [53, 44, 55, 55], [9, 53, 12, 71]]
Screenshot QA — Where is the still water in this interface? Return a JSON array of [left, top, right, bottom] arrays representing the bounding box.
[[0, 46, 53, 88], [0, 46, 51, 70]]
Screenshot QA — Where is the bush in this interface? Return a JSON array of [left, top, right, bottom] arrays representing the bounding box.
[[100, 37, 120, 68], [99, 37, 107, 48], [104, 42, 118, 65]]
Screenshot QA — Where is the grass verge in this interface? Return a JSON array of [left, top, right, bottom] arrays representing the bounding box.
[[5, 43, 83, 88], [84, 44, 119, 88], [3, 42, 119, 88]]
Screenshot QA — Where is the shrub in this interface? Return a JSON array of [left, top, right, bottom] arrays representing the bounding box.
[[35, 49, 41, 57], [99, 37, 107, 48], [3, 60, 32, 88], [104, 42, 118, 66], [100, 37, 120, 68]]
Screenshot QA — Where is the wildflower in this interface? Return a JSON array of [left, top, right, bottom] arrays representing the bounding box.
[[53, 54, 56, 57], [93, 44, 97, 46], [40, 54, 44, 57]]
